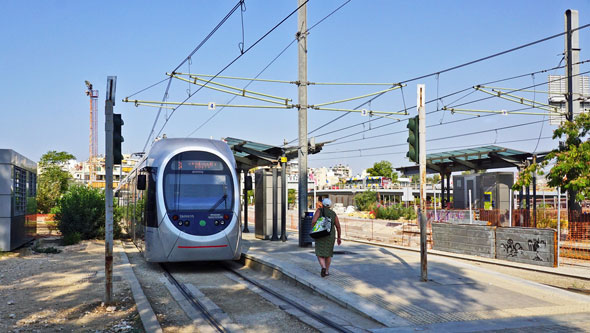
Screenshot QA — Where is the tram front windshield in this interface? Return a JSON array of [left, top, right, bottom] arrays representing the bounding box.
[[163, 151, 234, 211]]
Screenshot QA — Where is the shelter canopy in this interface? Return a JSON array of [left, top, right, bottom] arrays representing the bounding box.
[[223, 137, 324, 171], [396, 145, 550, 175]]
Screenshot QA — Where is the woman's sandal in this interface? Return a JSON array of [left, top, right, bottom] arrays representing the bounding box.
[[321, 268, 326, 277]]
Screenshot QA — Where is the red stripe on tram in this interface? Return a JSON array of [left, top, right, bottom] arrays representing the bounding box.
[[177, 245, 228, 249]]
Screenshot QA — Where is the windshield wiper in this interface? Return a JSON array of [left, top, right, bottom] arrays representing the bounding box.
[[209, 194, 227, 211]]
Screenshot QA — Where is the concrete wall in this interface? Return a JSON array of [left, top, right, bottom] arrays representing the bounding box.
[[432, 223, 496, 258], [427, 210, 478, 224], [431, 223, 557, 267], [496, 227, 557, 267]]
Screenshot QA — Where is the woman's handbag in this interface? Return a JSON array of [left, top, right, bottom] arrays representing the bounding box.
[[310, 208, 332, 239]]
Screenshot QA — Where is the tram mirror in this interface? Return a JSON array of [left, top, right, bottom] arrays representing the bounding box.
[[245, 175, 252, 190], [137, 175, 146, 191]]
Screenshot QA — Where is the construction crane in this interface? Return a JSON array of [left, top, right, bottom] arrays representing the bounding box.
[[85, 81, 99, 186]]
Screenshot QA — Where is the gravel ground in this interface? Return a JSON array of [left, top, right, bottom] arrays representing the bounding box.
[[121, 240, 196, 333], [0, 225, 143, 333]]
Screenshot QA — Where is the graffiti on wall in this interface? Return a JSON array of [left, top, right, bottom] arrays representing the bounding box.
[[499, 237, 548, 262], [499, 239, 523, 257], [427, 210, 471, 224], [528, 238, 547, 261]]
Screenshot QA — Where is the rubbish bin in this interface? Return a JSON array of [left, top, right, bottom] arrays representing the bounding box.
[[299, 211, 314, 246]]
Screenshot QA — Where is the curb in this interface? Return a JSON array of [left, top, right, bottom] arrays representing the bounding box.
[[116, 241, 163, 333], [242, 252, 410, 328], [342, 237, 590, 281]]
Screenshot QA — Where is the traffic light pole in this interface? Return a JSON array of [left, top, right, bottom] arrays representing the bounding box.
[[417, 84, 427, 282], [104, 76, 117, 305]]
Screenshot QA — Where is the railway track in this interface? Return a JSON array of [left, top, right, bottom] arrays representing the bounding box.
[[161, 261, 367, 332], [161, 264, 226, 332]]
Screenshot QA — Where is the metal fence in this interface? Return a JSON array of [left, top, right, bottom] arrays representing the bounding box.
[[251, 207, 588, 261]]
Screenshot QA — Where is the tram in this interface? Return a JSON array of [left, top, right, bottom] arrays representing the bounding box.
[[116, 138, 241, 262]]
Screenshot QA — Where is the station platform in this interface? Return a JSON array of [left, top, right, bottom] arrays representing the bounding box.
[[241, 231, 590, 332]]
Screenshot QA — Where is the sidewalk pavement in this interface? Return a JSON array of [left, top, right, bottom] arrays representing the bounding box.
[[241, 231, 590, 332]]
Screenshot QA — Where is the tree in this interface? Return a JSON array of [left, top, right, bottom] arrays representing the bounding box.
[[432, 174, 441, 184], [37, 150, 75, 213], [366, 161, 394, 178], [39, 151, 76, 168], [514, 113, 590, 208], [288, 189, 296, 207], [390, 171, 399, 183]]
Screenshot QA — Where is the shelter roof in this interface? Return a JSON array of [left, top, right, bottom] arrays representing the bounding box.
[[223, 137, 324, 171], [396, 145, 550, 175]]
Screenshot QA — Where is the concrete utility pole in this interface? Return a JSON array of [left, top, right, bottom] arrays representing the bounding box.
[[565, 9, 580, 122], [565, 9, 581, 211], [297, 0, 309, 247], [417, 84, 427, 282], [242, 171, 250, 233], [104, 76, 117, 305], [281, 156, 288, 242]]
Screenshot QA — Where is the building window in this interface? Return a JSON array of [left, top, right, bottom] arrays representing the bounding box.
[[14, 167, 26, 215], [28, 172, 37, 197]]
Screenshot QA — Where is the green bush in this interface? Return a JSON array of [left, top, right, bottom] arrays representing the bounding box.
[[374, 204, 401, 220], [402, 206, 417, 220], [55, 185, 122, 241], [373, 203, 417, 221], [354, 190, 378, 211], [62, 232, 81, 246]]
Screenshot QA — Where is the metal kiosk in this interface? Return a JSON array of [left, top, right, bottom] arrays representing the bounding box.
[[0, 149, 37, 251]]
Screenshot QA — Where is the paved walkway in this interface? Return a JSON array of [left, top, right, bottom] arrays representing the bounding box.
[[241, 232, 590, 332]]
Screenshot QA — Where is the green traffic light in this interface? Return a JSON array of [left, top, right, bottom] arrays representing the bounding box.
[[406, 115, 419, 163], [113, 113, 124, 165]]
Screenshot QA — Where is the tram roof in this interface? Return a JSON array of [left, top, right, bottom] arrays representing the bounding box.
[[223, 137, 325, 171], [396, 145, 551, 175]]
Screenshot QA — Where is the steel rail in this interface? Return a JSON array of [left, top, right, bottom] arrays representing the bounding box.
[[224, 263, 354, 333], [160, 264, 227, 333]]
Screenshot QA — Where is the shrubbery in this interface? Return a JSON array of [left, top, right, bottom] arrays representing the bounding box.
[[354, 190, 417, 221], [54, 185, 121, 244], [373, 203, 416, 221], [354, 190, 378, 211]]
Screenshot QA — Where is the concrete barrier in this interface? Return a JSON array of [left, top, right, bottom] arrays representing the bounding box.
[[496, 227, 557, 267], [432, 223, 496, 258]]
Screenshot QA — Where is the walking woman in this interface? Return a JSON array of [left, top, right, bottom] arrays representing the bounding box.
[[311, 198, 342, 277]]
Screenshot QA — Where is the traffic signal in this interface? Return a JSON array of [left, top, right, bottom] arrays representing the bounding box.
[[113, 113, 124, 164], [406, 115, 419, 163]]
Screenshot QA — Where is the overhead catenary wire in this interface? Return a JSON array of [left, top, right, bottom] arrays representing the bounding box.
[[184, 0, 352, 137], [307, 61, 590, 143], [140, 1, 245, 151], [293, 65, 560, 144], [297, 28, 590, 144], [126, 77, 170, 99], [320, 119, 546, 155], [311, 136, 554, 161], [187, 40, 297, 136], [151, 0, 310, 142], [447, 69, 590, 110], [324, 111, 518, 146]]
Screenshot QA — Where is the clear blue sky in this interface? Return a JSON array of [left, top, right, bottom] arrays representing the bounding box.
[[1, 1, 589, 175]]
